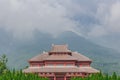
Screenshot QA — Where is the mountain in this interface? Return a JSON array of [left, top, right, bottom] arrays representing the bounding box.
[[89, 35, 120, 52], [0, 31, 120, 74]]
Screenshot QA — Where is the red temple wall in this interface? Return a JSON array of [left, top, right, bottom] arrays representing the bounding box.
[[29, 61, 91, 67]]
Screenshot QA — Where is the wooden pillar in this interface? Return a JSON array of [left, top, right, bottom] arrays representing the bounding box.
[[54, 76, 56, 80], [54, 73, 56, 80], [64, 75, 66, 80]]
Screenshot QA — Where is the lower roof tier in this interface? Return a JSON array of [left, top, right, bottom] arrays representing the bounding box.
[[23, 67, 99, 73]]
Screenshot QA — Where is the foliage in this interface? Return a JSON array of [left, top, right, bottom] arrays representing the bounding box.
[[71, 72, 120, 80], [0, 55, 46, 80], [0, 70, 48, 80], [0, 54, 8, 74]]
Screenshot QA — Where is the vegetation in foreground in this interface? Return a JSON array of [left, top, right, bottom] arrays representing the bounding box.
[[71, 72, 120, 80], [0, 70, 48, 80], [0, 54, 48, 80], [0, 71, 120, 80], [0, 55, 48, 80]]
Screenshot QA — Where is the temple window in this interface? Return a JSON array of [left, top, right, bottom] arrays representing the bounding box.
[[46, 64, 54, 66], [66, 63, 73, 66], [56, 64, 64, 66], [81, 64, 89, 67]]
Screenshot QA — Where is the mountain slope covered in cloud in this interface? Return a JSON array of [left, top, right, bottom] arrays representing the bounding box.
[[0, 31, 120, 74]]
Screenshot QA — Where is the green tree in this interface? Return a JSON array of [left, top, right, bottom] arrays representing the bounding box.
[[70, 72, 120, 80], [0, 54, 8, 74], [112, 72, 117, 80]]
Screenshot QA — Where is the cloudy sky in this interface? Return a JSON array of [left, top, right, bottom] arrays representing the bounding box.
[[0, 0, 120, 51]]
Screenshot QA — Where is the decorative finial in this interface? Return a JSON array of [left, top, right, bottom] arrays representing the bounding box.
[[43, 51, 46, 53], [66, 44, 68, 47], [52, 44, 54, 47]]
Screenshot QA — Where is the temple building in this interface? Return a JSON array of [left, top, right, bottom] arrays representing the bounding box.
[[23, 44, 99, 80]]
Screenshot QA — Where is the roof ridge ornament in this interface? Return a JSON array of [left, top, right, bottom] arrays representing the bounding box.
[[52, 44, 54, 47], [43, 51, 46, 53]]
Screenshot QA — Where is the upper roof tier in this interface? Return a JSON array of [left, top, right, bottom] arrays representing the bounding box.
[[49, 44, 71, 52], [29, 44, 92, 62]]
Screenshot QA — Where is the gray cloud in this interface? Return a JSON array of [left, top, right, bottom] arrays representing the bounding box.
[[88, 0, 120, 37], [0, 0, 120, 40], [0, 0, 80, 39]]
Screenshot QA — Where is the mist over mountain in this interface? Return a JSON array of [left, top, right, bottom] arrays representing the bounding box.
[[0, 30, 120, 74]]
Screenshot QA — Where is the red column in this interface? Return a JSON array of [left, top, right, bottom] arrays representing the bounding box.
[[54, 76, 56, 80], [64, 75, 66, 80], [54, 73, 56, 80]]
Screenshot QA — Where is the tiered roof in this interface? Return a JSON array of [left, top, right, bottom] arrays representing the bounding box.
[[24, 44, 99, 73], [29, 44, 91, 62]]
